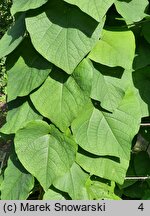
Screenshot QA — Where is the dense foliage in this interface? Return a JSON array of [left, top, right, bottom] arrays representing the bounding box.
[[0, 0, 150, 200]]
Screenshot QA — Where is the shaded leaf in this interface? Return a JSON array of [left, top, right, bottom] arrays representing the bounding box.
[[26, 0, 104, 74], [1, 155, 34, 200], [0, 101, 42, 134], [0, 13, 25, 59], [14, 120, 77, 190], [7, 38, 52, 102], [142, 21, 150, 44], [133, 66, 150, 117], [64, 0, 115, 22]]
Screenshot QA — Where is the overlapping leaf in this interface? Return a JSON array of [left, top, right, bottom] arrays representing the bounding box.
[[76, 153, 129, 185], [0, 101, 42, 134], [73, 59, 125, 112], [1, 156, 34, 200], [0, 14, 25, 59], [14, 120, 77, 190], [89, 29, 135, 69], [11, 0, 48, 15], [30, 68, 88, 132], [72, 89, 141, 160], [133, 66, 150, 117], [26, 0, 104, 74], [7, 38, 52, 102], [53, 162, 89, 199], [63, 0, 115, 22], [115, 0, 149, 23]]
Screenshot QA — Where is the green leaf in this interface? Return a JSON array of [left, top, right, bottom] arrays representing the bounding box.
[[26, 0, 104, 74], [11, 0, 48, 15], [0, 101, 42, 134], [53, 162, 90, 199], [89, 29, 135, 69], [76, 153, 129, 185], [115, 0, 149, 23], [133, 66, 150, 117], [63, 0, 115, 22], [133, 38, 150, 70], [7, 38, 52, 102], [134, 152, 150, 176], [142, 21, 150, 44], [73, 58, 93, 96], [1, 155, 34, 200], [43, 189, 66, 200], [72, 89, 141, 160], [14, 120, 77, 190], [0, 13, 26, 59], [30, 68, 88, 132], [88, 180, 121, 200], [90, 64, 125, 112]]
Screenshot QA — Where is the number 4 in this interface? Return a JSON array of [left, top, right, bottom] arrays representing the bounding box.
[[138, 203, 144, 211]]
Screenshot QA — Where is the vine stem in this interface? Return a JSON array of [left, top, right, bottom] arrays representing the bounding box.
[[125, 176, 150, 180], [140, 123, 150, 126]]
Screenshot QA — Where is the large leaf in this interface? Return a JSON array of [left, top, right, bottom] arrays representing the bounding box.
[[53, 162, 89, 199], [76, 153, 129, 185], [115, 0, 149, 23], [30, 68, 88, 132], [14, 120, 77, 190], [63, 0, 115, 22], [7, 38, 52, 102], [89, 29, 135, 69], [1, 155, 34, 200], [26, 0, 104, 74], [0, 101, 42, 134], [11, 0, 48, 15], [0, 14, 25, 59], [72, 89, 141, 160], [132, 66, 150, 117]]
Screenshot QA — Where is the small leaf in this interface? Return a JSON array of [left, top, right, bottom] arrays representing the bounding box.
[[7, 38, 52, 102], [64, 0, 115, 22], [26, 0, 104, 74], [0, 14, 26, 59], [1, 155, 34, 200], [11, 0, 48, 15], [14, 120, 77, 190], [30, 68, 88, 132], [115, 0, 149, 23], [0, 101, 42, 134], [89, 29, 135, 69]]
